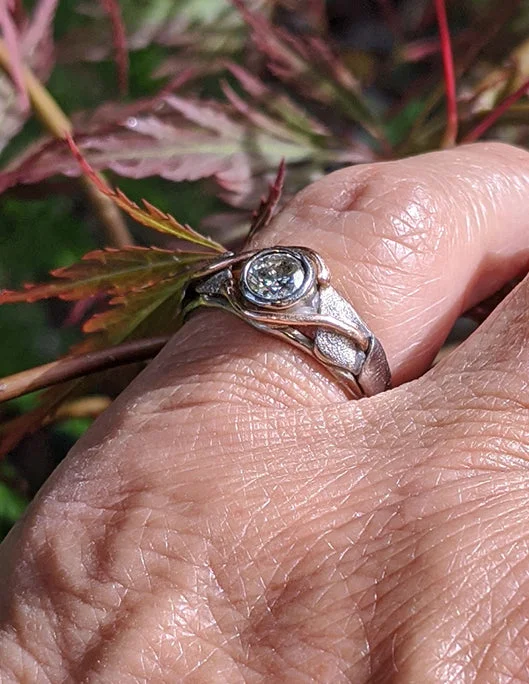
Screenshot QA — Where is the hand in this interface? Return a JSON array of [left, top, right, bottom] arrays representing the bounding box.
[[2, 142, 529, 683]]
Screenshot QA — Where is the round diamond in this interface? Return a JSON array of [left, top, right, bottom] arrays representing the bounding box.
[[242, 251, 307, 304]]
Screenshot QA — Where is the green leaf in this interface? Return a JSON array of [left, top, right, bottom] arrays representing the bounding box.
[[0, 247, 207, 304], [83, 279, 188, 345]]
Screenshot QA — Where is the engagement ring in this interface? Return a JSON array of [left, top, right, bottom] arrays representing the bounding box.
[[187, 246, 391, 398]]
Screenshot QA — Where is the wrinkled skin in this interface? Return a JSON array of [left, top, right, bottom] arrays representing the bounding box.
[[2, 143, 529, 683]]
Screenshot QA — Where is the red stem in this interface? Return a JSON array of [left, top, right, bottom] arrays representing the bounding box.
[[0, 336, 169, 403], [435, 0, 458, 146], [100, 0, 129, 95], [462, 77, 529, 144]]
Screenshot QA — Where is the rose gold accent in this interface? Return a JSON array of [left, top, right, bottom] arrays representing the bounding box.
[[187, 246, 391, 398]]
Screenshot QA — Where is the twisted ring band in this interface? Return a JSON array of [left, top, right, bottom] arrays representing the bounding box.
[[186, 246, 391, 399]]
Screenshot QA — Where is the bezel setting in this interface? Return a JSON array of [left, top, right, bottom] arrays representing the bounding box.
[[186, 244, 391, 398], [239, 248, 316, 309]]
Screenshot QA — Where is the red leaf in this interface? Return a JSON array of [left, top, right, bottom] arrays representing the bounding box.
[[231, 0, 385, 143], [0, 0, 29, 110], [0, 91, 369, 205], [225, 62, 330, 138], [247, 159, 285, 242], [98, 0, 129, 95], [0, 278, 184, 457], [0, 253, 205, 458], [0, 0, 58, 152], [231, 2, 353, 94], [67, 134, 225, 252]]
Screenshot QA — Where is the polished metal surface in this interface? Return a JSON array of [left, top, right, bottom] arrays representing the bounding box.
[[186, 246, 391, 398]]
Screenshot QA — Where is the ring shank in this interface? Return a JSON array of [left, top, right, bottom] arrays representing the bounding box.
[[187, 247, 391, 399]]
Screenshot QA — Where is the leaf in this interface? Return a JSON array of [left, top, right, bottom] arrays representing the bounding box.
[[57, 0, 263, 63], [149, 0, 269, 79], [82, 279, 187, 345], [231, 0, 384, 139], [219, 80, 318, 144], [98, 0, 129, 94], [0, 277, 190, 457], [0, 0, 58, 153], [225, 62, 330, 139], [247, 159, 285, 242], [466, 36, 529, 116], [0, 92, 368, 206], [0, 247, 207, 303], [66, 134, 226, 252], [0, 260, 200, 456], [0, 251, 210, 457], [0, 0, 29, 110]]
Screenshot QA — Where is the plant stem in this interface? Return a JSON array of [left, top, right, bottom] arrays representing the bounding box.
[[0, 38, 134, 247], [462, 77, 529, 143], [99, 0, 129, 95], [0, 336, 169, 403], [435, 0, 458, 147], [399, 0, 518, 155]]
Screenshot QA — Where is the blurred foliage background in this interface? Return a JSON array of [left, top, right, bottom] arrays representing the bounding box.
[[1, 0, 528, 538]]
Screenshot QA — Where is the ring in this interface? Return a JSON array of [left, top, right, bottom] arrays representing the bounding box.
[[186, 246, 391, 398]]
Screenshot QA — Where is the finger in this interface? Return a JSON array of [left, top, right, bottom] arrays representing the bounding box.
[[5, 143, 529, 681], [137, 141, 529, 408], [432, 270, 529, 413]]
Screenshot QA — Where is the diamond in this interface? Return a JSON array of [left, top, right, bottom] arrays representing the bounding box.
[[241, 250, 309, 305]]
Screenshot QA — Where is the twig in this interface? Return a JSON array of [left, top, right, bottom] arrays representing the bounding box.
[[462, 77, 529, 143], [435, 0, 458, 147], [0, 38, 133, 247], [0, 336, 169, 403]]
